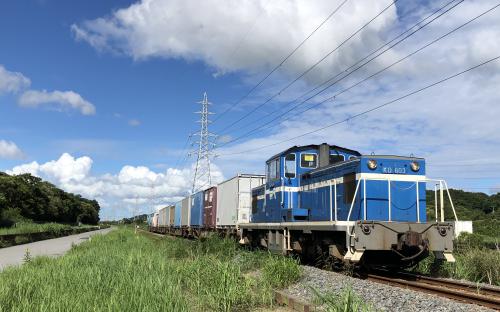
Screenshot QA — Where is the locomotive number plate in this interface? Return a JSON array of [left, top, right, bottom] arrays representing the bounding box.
[[383, 167, 406, 174]]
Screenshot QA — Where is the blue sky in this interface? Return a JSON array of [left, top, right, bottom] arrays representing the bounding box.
[[0, 0, 245, 173], [1, 0, 499, 219]]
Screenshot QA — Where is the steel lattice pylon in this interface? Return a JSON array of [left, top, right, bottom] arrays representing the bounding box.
[[190, 92, 216, 194]]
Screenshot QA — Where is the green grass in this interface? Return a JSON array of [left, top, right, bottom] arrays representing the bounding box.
[[0, 222, 99, 236], [0, 227, 302, 312], [0, 222, 71, 235], [312, 286, 374, 312], [414, 233, 500, 286]]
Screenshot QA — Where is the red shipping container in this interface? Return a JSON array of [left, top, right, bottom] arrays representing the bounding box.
[[203, 186, 217, 228]]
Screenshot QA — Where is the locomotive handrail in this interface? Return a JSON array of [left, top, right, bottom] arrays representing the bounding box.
[[346, 178, 362, 237], [344, 177, 458, 239]]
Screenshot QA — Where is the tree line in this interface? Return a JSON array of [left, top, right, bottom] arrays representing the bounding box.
[[426, 188, 500, 220], [0, 172, 100, 227]]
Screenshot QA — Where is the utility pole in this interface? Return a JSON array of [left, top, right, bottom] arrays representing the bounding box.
[[134, 195, 138, 234], [190, 92, 216, 194]]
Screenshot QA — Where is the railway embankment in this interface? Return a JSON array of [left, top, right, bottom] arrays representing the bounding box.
[[280, 265, 498, 311]]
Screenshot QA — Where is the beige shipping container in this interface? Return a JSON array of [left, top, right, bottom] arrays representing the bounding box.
[[181, 196, 191, 226], [169, 206, 175, 226]]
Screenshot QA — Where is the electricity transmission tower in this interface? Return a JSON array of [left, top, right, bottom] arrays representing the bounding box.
[[190, 92, 216, 194]]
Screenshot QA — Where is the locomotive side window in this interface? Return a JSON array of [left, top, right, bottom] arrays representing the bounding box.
[[344, 173, 357, 204], [267, 158, 280, 180], [349, 155, 358, 160], [329, 154, 345, 164], [284, 154, 296, 178], [300, 153, 317, 168]]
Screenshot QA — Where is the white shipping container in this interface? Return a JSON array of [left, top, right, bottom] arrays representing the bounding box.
[[216, 174, 265, 227], [152, 212, 159, 227], [158, 207, 168, 226]]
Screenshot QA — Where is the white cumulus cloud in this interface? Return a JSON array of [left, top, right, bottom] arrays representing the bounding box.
[[7, 153, 92, 183], [0, 140, 25, 159], [7, 161, 40, 176], [6, 153, 225, 220], [0, 65, 31, 94], [71, 0, 398, 80], [18, 90, 96, 115], [39, 153, 93, 183]]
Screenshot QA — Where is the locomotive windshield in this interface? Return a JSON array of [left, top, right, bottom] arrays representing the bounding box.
[[329, 154, 345, 164], [300, 153, 317, 168], [266, 158, 280, 181], [285, 154, 296, 178]]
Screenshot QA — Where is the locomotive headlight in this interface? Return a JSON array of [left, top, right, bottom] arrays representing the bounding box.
[[367, 159, 377, 170], [410, 161, 420, 172]]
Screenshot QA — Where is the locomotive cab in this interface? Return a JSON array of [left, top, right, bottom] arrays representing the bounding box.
[[251, 144, 361, 223]]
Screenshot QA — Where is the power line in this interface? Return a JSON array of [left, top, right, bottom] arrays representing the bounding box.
[[213, 0, 351, 123], [217, 0, 466, 147], [216, 0, 398, 133], [217, 54, 500, 156]]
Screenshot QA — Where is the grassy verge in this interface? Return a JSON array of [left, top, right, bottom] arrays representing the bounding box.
[[0, 222, 100, 235], [0, 222, 103, 248], [0, 227, 301, 311], [414, 233, 500, 285], [0, 222, 71, 235]]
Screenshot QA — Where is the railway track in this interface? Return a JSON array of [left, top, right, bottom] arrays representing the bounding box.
[[366, 271, 500, 310]]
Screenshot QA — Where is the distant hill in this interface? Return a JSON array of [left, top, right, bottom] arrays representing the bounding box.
[[426, 189, 499, 220], [0, 172, 100, 226], [426, 189, 499, 240]]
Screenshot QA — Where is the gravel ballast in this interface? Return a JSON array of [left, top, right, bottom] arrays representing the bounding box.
[[282, 266, 494, 312]]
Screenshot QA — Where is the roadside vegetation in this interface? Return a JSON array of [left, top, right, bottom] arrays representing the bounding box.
[[0, 222, 69, 235], [415, 233, 499, 286], [0, 222, 104, 248], [419, 189, 500, 285], [0, 227, 302, 312]]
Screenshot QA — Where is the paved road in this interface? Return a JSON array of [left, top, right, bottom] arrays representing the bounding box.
[[0, 227, 114, 271]]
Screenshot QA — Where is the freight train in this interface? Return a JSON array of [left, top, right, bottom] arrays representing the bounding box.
[[149, 143, 460, 268]]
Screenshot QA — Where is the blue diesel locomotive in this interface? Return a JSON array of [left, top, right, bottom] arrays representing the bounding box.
[[239, 143, 457, 268]]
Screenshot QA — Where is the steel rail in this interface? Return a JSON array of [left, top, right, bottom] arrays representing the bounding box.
[[366, 272, 500, 310]]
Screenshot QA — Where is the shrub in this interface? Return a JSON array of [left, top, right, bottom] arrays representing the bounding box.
[[455, 232, 487, 251], [14, 235, 30, 245], [414, 245, 500, 285], [444, 248, 500, 285]]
